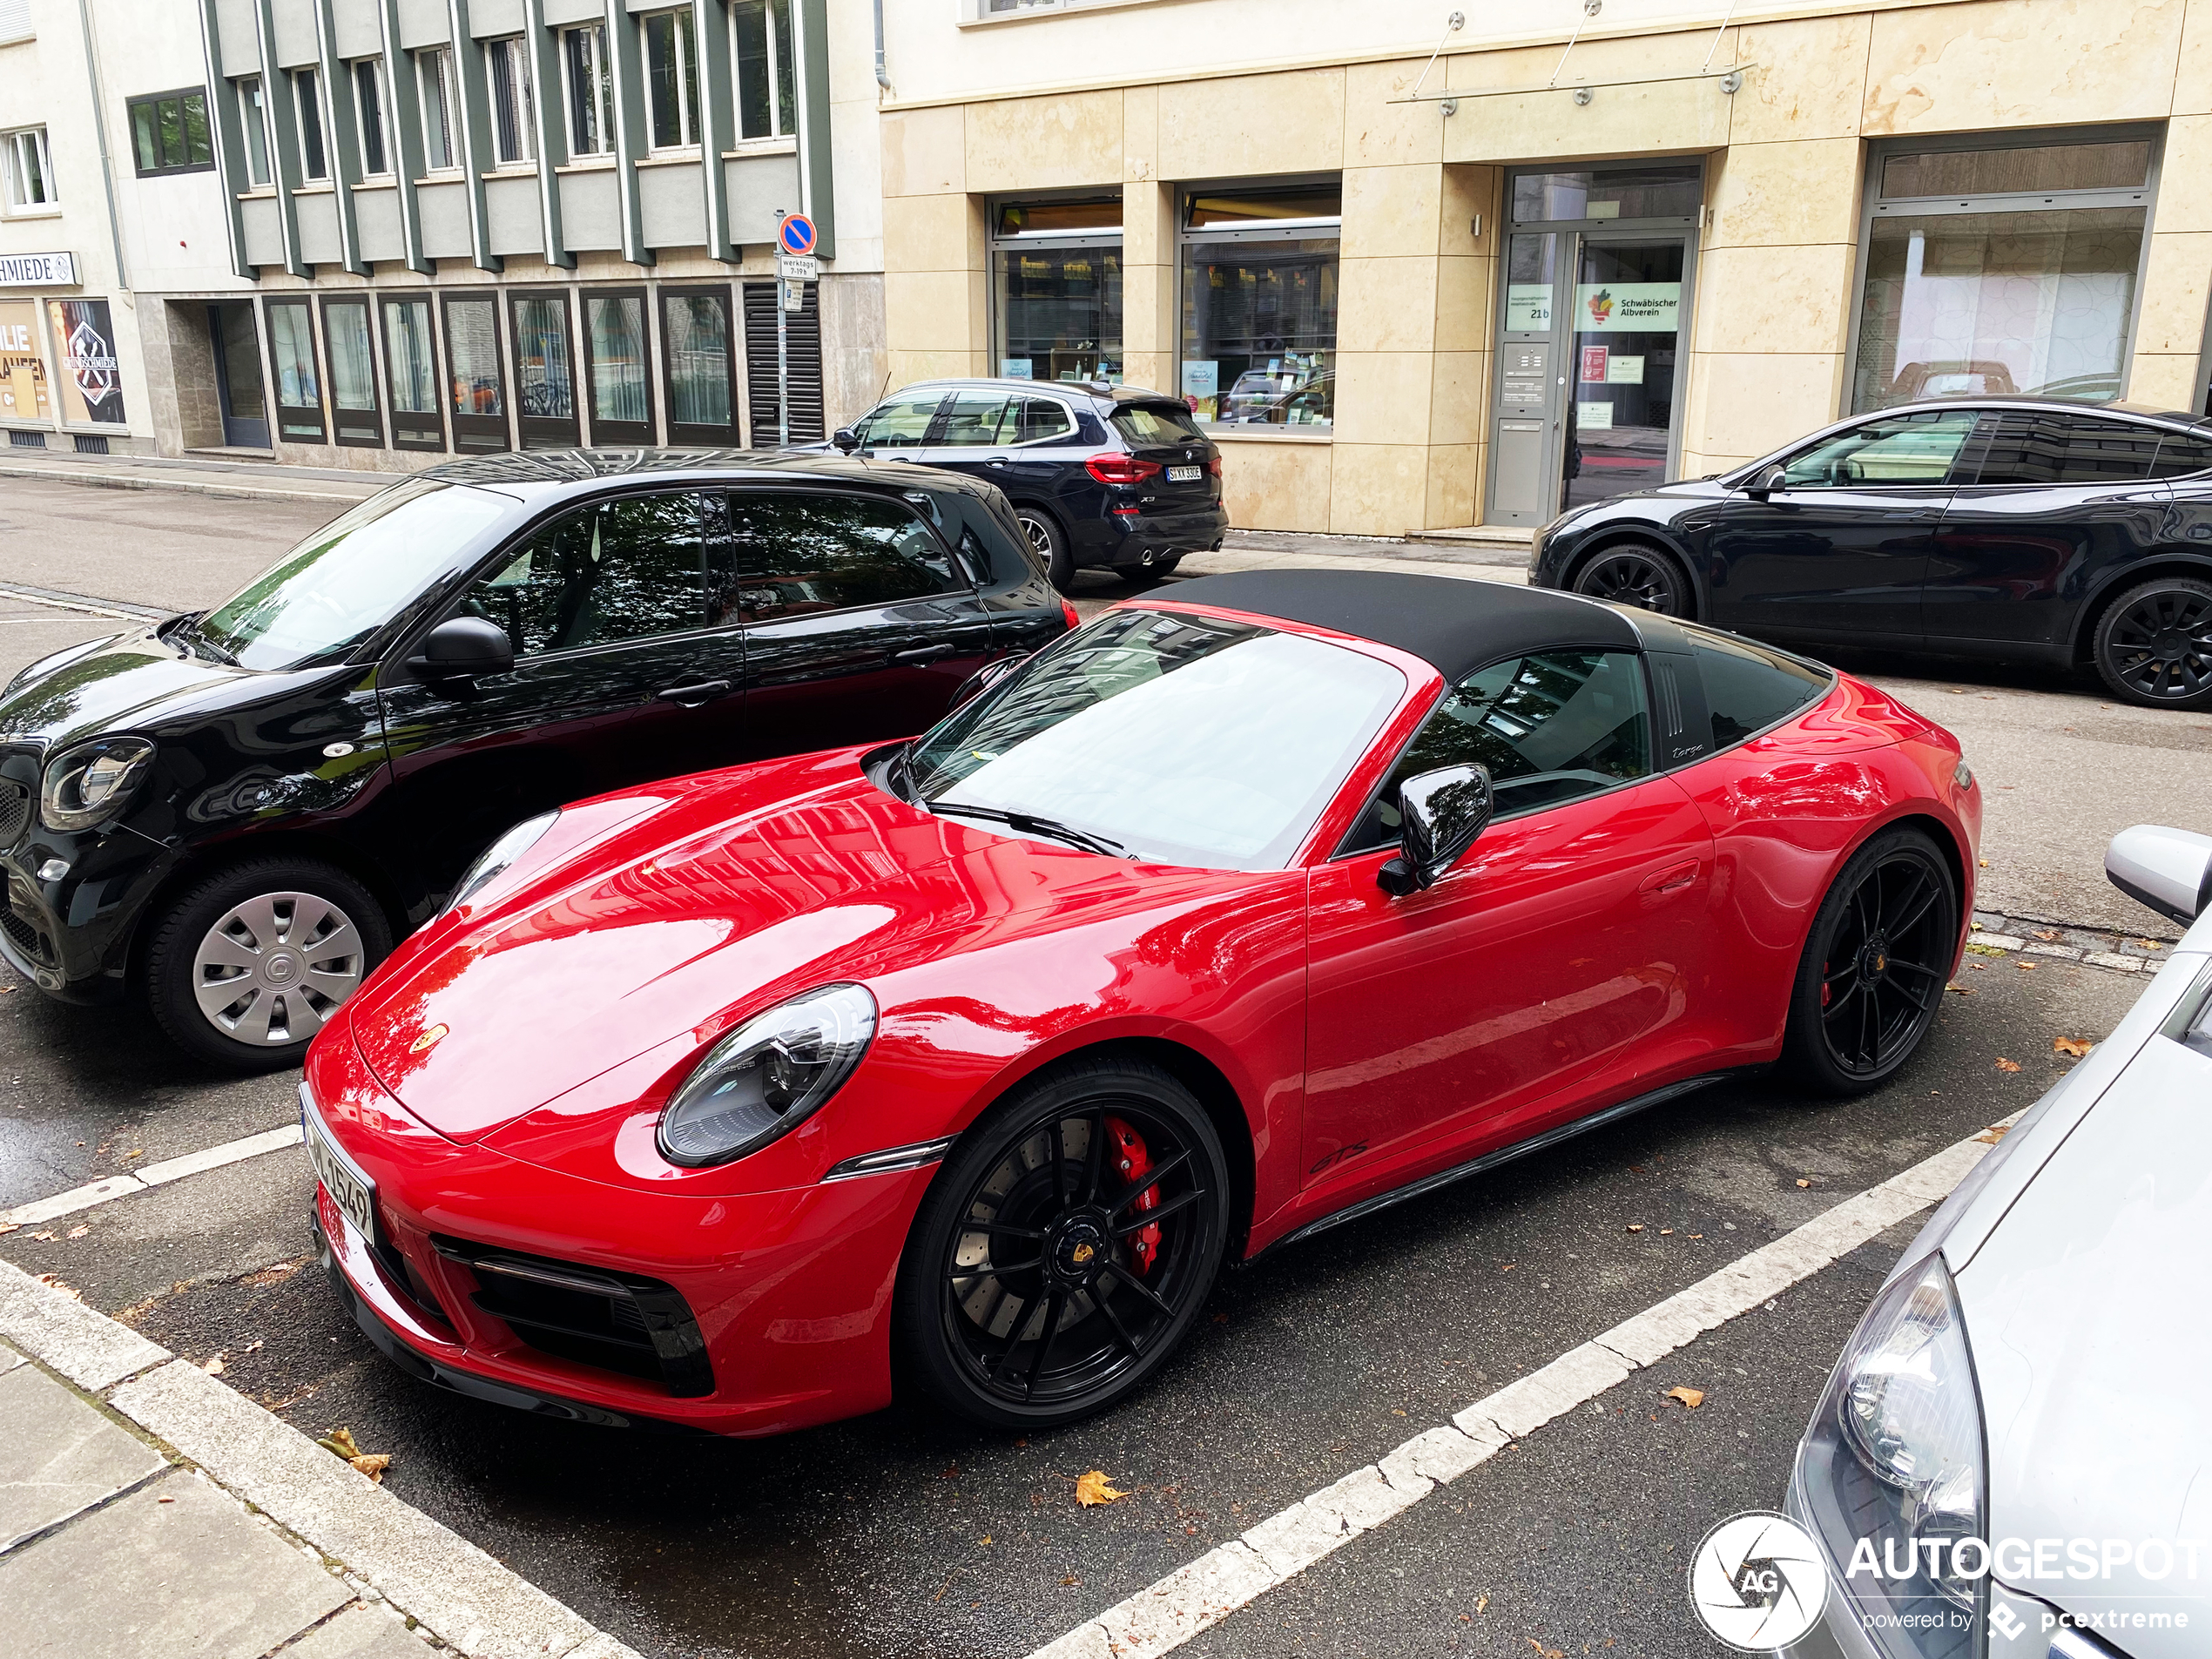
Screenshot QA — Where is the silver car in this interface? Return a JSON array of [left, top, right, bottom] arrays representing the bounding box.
[[1784, 825, 2212, 1659]]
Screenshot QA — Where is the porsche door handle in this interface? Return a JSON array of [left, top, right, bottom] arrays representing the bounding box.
[[655, 678, 733, 706], [1639, 860, 1702, 894], [892, 644, 955, 665]]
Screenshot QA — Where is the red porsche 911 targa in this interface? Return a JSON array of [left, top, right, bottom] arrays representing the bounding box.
[[302, 570, 1979, 1436]]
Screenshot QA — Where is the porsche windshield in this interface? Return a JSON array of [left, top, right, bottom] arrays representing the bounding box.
[[189, 479, 512, 671], [907, 609, 1406, 870]]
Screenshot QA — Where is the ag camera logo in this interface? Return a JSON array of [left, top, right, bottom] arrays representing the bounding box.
[[1689, 1510, 1829, 1651]]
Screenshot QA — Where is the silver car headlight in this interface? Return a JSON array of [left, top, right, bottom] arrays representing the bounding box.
[[442, 810, 559, 915], [657, 983, 878, 1168], [40, 737, 156, 832], [1794, 1253, 1987, 1656]]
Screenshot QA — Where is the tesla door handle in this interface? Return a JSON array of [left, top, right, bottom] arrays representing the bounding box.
[[892, 644, 956, 665], [655, 678, 733, 706], [1640, 860, 1701, 894]]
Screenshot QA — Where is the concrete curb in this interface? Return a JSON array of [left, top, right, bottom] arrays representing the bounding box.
[[0, 1256, 643, 1659], [0, 461, 374, 507]]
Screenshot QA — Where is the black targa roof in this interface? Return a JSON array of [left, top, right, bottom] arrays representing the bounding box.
[[1159, 569, 1639, 685]]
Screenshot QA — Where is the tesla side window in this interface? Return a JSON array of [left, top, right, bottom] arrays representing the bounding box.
[[1348, 650, 1652, 851], [463, 491, 708, 657], [1968, 411, 2163, 486], [853, 392, 943, 449], [1777, 409, 1979, 489], [721, 492, 962, 621], [1689, 631, 1830, 747], [906, 609, 1406, 871], [937, 393, 1013, 447], [2152, 431, 2212, 478]]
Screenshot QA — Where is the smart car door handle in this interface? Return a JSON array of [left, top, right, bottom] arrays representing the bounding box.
[[1640, 860, 1701, 894], [893, 644, 955, 665], [655, 678, 733, 706]]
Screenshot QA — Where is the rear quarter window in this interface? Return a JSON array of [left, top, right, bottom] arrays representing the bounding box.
[[1113, 404, 1204, 446], [1690, 631, 1830, 746]]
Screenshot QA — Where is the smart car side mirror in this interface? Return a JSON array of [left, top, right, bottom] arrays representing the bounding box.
[[1379, 764, 1494, 896], [406, 616, 514, 684], [1743, 463, 1789, 497], [833, 427, 860, 453], [949, 652, 1029, 711], [2106, 823, 2212, 924]]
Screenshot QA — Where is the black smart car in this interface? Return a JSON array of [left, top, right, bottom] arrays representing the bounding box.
[[830, 379, 1229, 591], [0, 451, 1068, 1069], [1529, 397, 2212, 709]]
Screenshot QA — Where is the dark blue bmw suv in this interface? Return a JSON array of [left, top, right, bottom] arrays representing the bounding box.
[[833, 379, 1229, 592]]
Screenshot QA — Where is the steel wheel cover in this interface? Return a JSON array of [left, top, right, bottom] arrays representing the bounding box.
[[1576, 550, 1682, 614], [191, 889, 368, 1046], [1817, 853, 1950, 1077], [2107, 590, 2212, 701]]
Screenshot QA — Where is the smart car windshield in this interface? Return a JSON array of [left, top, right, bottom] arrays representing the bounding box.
[[905, 609, 1406, 870], [189, 479, 512, 671]]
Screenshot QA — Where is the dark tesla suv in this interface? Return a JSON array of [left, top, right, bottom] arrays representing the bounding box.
[[831, 379, 1229, 591], [0, 450, 1068, 1069], [1529, 397, 2212, 709]]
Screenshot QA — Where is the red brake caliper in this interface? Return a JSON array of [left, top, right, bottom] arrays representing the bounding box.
[[1103, 1115, 1161, 1273]]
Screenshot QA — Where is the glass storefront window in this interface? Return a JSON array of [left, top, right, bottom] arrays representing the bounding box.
[[513, 297, 575, 421], [992, 197, 1121, 386], [1880, 141, 2150, 199], [382, 300, 436, 415], [0, 298, 51, 422], [587, 294, 650, 427], [266, 299, 322, 442], [324, 299, 381, 446], [661, 289, 735, 442], [1179, 184, 1339, 428], [1510, 164, 1700, 226], [447, 300, 502, 417]]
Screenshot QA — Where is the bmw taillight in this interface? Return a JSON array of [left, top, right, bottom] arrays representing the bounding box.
[[1206, 454, 1222, 476], [1085, 454, 1163, 486]]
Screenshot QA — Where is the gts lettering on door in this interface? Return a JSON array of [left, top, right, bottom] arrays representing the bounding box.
[[1311, 1141, 1368, 1177]]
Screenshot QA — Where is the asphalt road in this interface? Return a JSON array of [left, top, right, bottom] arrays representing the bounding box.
[[0, 478, 2196, 1656]]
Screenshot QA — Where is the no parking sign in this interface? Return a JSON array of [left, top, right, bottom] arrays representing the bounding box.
[[778, 213, 817, 258]]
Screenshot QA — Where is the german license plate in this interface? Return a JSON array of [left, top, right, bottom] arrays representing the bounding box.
[[301, 1090, 377, 1244], [1165, 465, 1203, 482]]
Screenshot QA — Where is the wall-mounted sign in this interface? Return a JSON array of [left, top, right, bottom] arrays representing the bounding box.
[[46, 298, 125, 425], [1607, 354, 1646, 384], [1505, 283, 1553, 331], [0, 252, 78, 288], [1577, 400, 1614, 430], [1579, 345, 1608, 383], [0, 299, 51, 420], [1575, 282, 1679, 334]]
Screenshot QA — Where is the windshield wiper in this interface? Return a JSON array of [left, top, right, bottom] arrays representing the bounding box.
[[180, 623, 238, 666], [926, 800, 1129, 859]]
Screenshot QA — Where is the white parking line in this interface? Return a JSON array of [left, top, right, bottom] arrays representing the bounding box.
[[1028, 1115, 2022, 1659], [0, 1123, 303, 1228]]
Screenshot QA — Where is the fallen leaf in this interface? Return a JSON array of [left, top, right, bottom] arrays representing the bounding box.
[[1665, 1386, 1705, 1410], [2130, 940, 2165, 952], [0, 1222, 14, 1235], [1978, 860, 1990, 869], [1689, 1232, 1704, 1239], [319, 1426, 364, 1460], [1946, 981, 1973, 995], [2054, 1037, 2093, 1058], [65, 1224, 87, 1239], [349, 1454, 391, 1482], [156, 1495, 174, 1503], [1994, 1058, 2022, 1073], [1060, 1575, 1081, 1587], [1076, 1470, 1127, 1507], [1529, 1640, 1566, 1659], [1965, 942, 2005, 955], [29, 1230, 55, 1241], [1659, 1228, 1674, 1236], [1796, 1178, 1813, 1189], [2017, 961, 2037, 972], [1500, 1262, 1514, 1271], [979, 1535, 993, 1547], [202, 1355, 226, 1376], [2031, 929, 2059, 941], [1476, 1595, 1489, 1614], [1625, 1224, 1645, 1233], [34, 1274, 80, 1299], [1969, 921, 1983, 931], [1976, 1124, 2011, 1144]]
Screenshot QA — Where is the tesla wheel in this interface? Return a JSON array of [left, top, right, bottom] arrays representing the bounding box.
[[1571, 543, 1690, 617], [2091, 577, 2212, 710], [1780, 829, 1959, 1096], [895, 1055, 1229, 1430], [145, 858, 392, 1072], [1016, 508, 1076, 593]]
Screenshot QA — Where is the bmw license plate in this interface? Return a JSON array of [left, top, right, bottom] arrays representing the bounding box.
[[1165, 464, 1203, 482], [301, 1091, 378, 1244]]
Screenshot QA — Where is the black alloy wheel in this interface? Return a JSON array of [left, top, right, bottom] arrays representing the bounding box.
[[1781, 829, 1958, 1096], [2093, 577, 2212, 710], [895, 1056, 1228, 1428], [1570, 543, 1690, 616]]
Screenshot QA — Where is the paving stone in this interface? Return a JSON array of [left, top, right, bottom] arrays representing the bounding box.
[[0, 1258, 169, 1392], [0, 1339, 23, 1377], [0, 1467, 349, 1659], [0, 1364, 165, 1547], [284, 1600, 437, 1659]]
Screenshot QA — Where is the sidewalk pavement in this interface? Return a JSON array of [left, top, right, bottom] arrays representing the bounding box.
[[0, 1258, 639, 1659]]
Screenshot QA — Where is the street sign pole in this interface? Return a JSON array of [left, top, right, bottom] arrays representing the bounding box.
[[772, 212, 819, 449], [776, 277, 790, 448]]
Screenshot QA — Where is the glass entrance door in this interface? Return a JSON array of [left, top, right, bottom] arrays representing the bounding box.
[[1563, 236, 1684, 510], [207, 301, 267, 449]]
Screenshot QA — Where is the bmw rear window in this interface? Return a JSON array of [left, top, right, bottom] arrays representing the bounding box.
[[1113, 403, 1204, 447]]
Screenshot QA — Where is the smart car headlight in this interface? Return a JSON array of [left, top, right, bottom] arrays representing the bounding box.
[[657, 983, 878, 1168], [39, 737, 156, 832], [1794, 1254, 1988, 1655], [443, 810, 559, 915]]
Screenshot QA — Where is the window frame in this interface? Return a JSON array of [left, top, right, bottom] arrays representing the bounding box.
[[1843, 125, 2163, 416], [484, 35, 536, 168], [416, 47, 459, 173], [1765, 405, 1985, 493], [658, 284, 740, 446], [442, 289, 513, 454], [508, 288, 583, 450], [264, 296, 327, 445], [1949, 406, 2194, 490], [351, 57, 391, 179], [1176, 176, 1342, 432], [319, 293, 386, 449], [582, 287, 657, 446], [293, 68, 329, 182], [233, 78, 271, 188], [379, 293, 445, 452], [559, 23, 614, 159], [988, 191, 1123, 388], [721, 483, 973, 629], [125, 87, 214, 178], [1, 124, 56, 211], [640, 6, 701, 152], [731, 0, 798, 143]]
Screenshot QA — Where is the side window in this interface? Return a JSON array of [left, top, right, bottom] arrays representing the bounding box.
[[720, 492, 963, 622], [1011, 397, 1075, 444], [2152, 431, 2212, 478], [937, 393, 1012, 448], [1972, 413, 2165, 486], [463, 492, 705, 657], [1347, 651, 1651, 851], [1690, 631, 1828, 746], [854, 392, 943, 449], [1777, 409, 1979, 489]]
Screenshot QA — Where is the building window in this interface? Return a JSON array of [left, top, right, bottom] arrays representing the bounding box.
[[990, 197, 1121, 385], [293, 69, 328, 180], [733, 0, 796, 141], [486, 36, 535, 166], [584, 291, 653, 444], [1178, 183, 1339, 428], [562, 24, 613, 157], [417, 48, 456, 172], [381, 297, 443, 450], [1850, 132, 2156, 412], [266, 298, 325, 443], [660, 287, 737, 444], [2, 125, 55, 210], [323, 297, 384, 447], [352, 59, 389, 177], [127, 88, 214, 176], [643, 8, 700, 151], [234, 79, 270, 186]]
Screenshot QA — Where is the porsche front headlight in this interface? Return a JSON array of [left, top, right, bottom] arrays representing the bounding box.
[[657, 984, 878, 1167], [443, 811, 559, 915], [40, 737, 156, 832]]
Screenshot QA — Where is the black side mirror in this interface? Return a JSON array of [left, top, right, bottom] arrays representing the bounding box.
[[406, 616, 514, 684], [1743, 462, 1789, 497], [1379, 764, 1494, 896], [949, 652, 1029, 711], [833, 428, 860, 453]]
